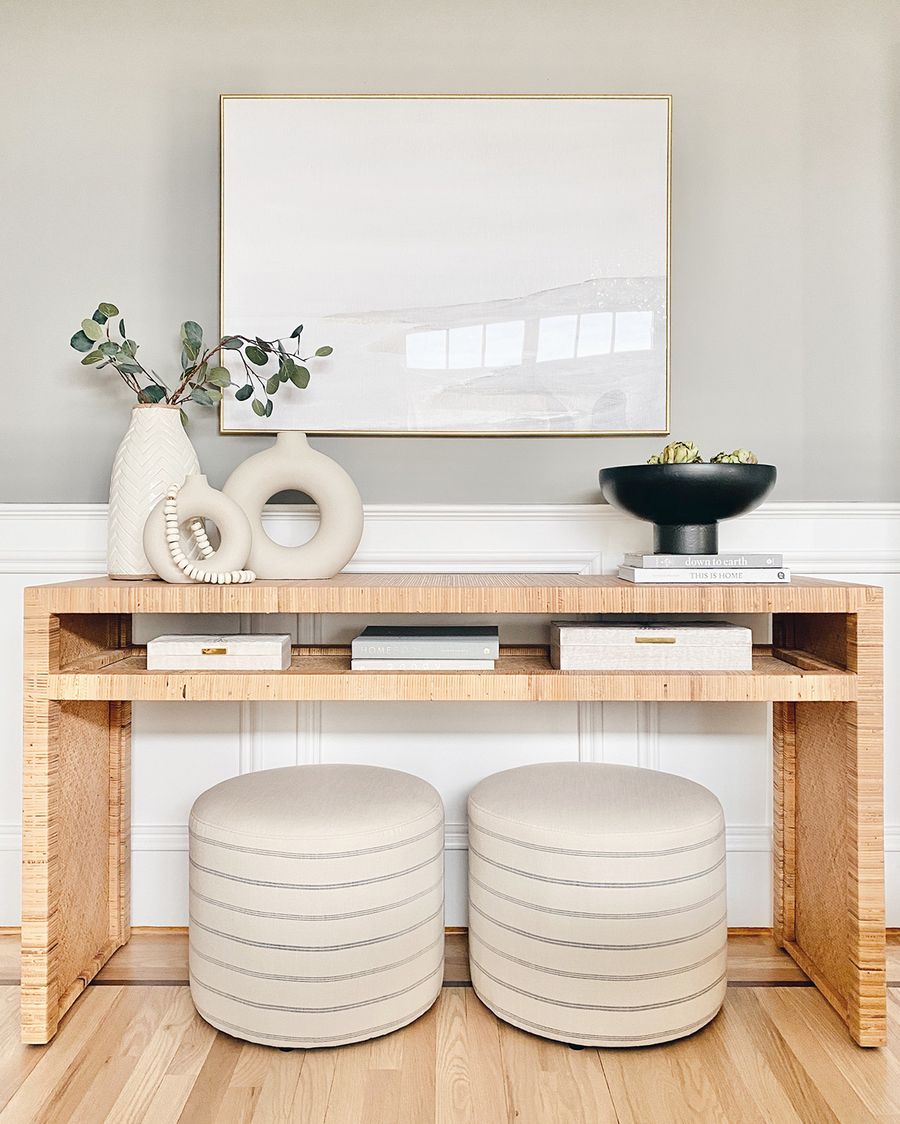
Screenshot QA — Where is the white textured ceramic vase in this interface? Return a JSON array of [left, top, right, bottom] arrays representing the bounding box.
[[223, 432, 363, 578], [107, 405, 200, 579]]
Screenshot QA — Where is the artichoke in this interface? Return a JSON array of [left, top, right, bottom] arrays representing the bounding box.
[[711, 448, 759, 464], [647, 440, 703, 465]]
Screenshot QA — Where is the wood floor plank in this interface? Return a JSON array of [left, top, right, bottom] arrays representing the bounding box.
[[174, 1031, 244, 1123], [0, 988, 121, 1122], [599, 1010, 763, 1124], [754, 989, 885, 1123], [102, 988, 198, 1124], [320, 1038, 370, 1124], [463, 990, 510, 1124], [443, 933, 470, 985], [436, 990, 471, 1124], [289, 1046, 336, 1124], [396, 997, 437, 1124], [35, 987, 159, 1124], [726, 933, 808, 983], [244, 1046, 306, 1123], [498, 1016, 618, 1123], [709, 988, 840, 1123]]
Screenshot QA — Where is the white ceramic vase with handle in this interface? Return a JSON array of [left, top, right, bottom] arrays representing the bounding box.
[[107, 404, 200, 579]]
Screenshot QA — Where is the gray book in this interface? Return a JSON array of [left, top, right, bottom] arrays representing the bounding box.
[[623, 552, 784, 569], [351, 625, 500, 660], [352, 658, 495, 670]]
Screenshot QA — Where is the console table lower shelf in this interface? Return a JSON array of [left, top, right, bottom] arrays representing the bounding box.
[[20, 575, 886, 1047]]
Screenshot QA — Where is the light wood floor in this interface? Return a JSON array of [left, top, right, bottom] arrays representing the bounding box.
[[1, 932, 899, 1123]]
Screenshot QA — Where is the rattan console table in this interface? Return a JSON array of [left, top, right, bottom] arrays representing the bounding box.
[[22, 575, 885, 1045]]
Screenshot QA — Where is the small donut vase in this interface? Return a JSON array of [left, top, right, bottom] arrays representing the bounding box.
[[143, 474, 253, 584], [223, 432, 364, 579]]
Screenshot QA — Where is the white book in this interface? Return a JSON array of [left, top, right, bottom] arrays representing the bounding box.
[[618, 566, 790, 584], [351, 658, 495, 670]]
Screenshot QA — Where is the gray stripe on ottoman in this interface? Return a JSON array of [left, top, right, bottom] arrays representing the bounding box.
[[189, 764, 444, 1048]]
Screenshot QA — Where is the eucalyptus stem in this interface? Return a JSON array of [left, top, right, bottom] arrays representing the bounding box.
[[70, 306, 332, 418]]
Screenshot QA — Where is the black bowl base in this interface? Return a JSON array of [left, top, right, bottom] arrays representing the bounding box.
[[653, 523, 718, 555]]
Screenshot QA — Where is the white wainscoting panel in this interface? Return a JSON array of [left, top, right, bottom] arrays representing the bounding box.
[[1, 502, 898, 927]]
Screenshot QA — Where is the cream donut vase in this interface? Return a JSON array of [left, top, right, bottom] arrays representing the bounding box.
[[223, 432, 364, 579], [143, 474, 253, 584]]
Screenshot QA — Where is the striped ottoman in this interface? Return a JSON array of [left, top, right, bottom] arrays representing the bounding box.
[[467, 762, 727, 1047], [188, 764, 444, 1048]]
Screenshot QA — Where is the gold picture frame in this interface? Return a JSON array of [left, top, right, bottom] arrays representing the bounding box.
[[219, 94, 672, 437]]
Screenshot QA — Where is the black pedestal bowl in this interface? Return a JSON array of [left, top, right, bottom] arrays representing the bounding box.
[[598, 463, 777, 554]]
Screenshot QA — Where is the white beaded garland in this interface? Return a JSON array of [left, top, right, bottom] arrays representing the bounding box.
[[163, 484, 256, 585]]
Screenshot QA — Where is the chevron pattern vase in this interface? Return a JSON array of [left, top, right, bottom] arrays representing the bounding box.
[[108, 405, 200, 579]]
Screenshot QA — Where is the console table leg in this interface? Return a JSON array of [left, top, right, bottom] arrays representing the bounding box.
[[22, 606, 132, 1044], [772, 605, 885, 1047]]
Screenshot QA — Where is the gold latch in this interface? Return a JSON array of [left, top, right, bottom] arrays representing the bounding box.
[[634, 636, 677, 644], [202, 647, 228, 655]]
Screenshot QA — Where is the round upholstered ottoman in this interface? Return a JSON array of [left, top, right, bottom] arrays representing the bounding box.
[[467, 762, 727, 1047], [188, 764, 444, 1048]]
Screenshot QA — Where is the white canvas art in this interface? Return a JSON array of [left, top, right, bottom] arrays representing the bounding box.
[[220, 96, 670, 435]]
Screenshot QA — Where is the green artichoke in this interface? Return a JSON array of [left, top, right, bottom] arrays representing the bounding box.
[[647, 440, 703, 465], [710, 448, 759, 464]]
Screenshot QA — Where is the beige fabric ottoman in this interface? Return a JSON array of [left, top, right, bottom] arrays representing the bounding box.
[[189, 764, 444, 1048], [467, 762, 727, 1047]]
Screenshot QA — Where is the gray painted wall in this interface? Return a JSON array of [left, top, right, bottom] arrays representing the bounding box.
[[1, 0, 897, 503]]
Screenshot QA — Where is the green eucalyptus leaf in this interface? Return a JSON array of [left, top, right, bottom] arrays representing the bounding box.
[[117, 361, 143, 375], [265, 374, 280, 395], [92, 309, 108, 326], [81, 318, 104, 342], [189, 387, 215, 407], [245, 345, 268, 366], [220, 336, 243, 349], [180, 408, 189, 428], [98, 302, 119, 317], [265, 399, 273, 417], [234, 383, 253, 401], [181, 320, 203, 348], [290, 324, 303, 338], [138, 384, 166, 403], [119, 339, 136, 358], [99, 340, 120, 357], [278, 359, 290, 383], [314, 345, 333, 357], [119, 318, 126, 339], [251, 398, 266, 417], [207, 366, 231, 388], [81, 350, 104, 365], [289, 364, 310, 389], [70, 330, 94, 353], [255, 337, 272, 352], [206, 386, 222, 403]]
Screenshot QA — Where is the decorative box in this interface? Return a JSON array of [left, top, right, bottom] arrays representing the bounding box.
[[550, 621, 752, 671], [147, 634, 292, 671]]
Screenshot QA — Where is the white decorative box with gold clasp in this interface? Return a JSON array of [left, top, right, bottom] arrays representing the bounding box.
[[147, 634, 292, 671], [550, 621, 752, 671]]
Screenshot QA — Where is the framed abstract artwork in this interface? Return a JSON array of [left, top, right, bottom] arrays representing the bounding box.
[[220, 95, 671, 435]]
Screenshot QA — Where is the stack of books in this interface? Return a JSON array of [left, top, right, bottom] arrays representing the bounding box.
[[351, 626, 500, 670], [618, 552, 790, 584]]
